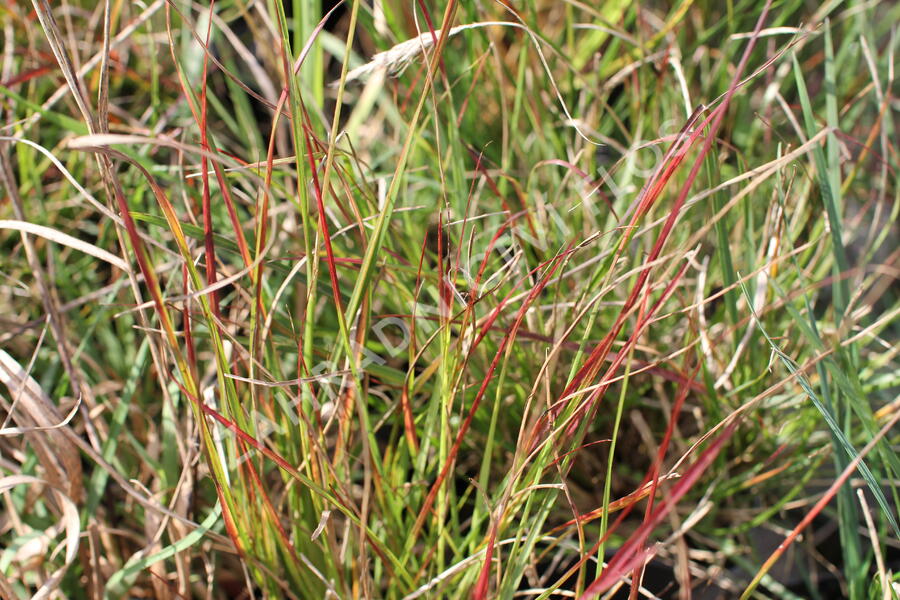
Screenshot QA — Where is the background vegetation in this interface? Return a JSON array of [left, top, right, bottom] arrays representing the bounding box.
[[0, 0, 897, 598]]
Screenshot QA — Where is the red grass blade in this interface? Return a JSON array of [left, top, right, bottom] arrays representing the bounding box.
[[578, 422, 739, 598]]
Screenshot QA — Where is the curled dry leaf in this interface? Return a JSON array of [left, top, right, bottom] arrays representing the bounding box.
[[0, 475, 80, 600], [0, 350, 83, 500]]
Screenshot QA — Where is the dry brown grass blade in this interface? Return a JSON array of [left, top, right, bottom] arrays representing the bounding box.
[[0, 148, 85, 504], [0, 350, 81, 500], [0, 220, 130, 271], [29, 0, 96, 132]]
